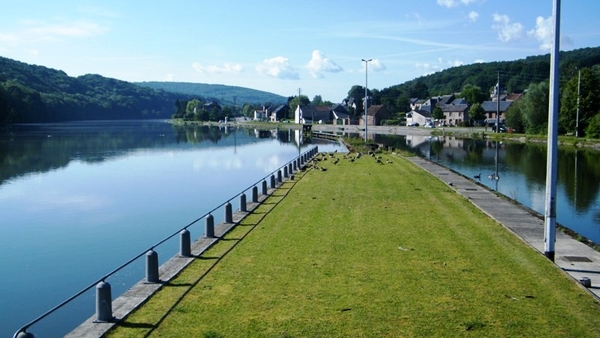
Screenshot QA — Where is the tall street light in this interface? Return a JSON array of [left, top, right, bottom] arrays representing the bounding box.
[[362, 59, 372, 143]]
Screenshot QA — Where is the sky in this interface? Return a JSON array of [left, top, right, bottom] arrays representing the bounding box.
[[1, 0, 599, 103]]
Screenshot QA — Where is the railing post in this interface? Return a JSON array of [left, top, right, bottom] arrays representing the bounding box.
[[206, 214, 214, 238], [252, 186, 258, 203], [270, 175, 276, 189], [293, 160, 297, 171], [240, 193, 247, 212], [146, 250, 159, 283], [283, 166, 288, 178], [262, 180, 268, 195], [225, 202, 232, 223], [95, 281, 113, 322], [277, 170, 282, 183], [288, 163, 293, 174], [180, 229, 191, 257]]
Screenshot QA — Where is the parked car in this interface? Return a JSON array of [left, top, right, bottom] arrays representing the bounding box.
[[424, 122, 434, 128], [407, 122, 419, 127], [492, 124, 507, 132]]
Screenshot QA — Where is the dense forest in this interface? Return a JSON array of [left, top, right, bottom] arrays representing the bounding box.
[[0, 57, 199, 124], [138, 81, 286, 106]]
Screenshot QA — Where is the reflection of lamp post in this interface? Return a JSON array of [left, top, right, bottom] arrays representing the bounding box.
[[576, 68, 581, 137], [362, 58, 372, 143]]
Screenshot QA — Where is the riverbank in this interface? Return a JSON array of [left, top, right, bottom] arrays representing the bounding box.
[[174, 119, 600, 151], [104, 150, 600, 337]]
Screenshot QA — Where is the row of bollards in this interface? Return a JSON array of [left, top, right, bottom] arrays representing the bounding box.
[[89, 146, 319, 329]]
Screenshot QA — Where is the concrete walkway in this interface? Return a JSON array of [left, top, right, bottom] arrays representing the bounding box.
[[408, 157, 600, 299]]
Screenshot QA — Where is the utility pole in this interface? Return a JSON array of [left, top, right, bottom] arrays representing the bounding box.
[[576, 69, 581, 138], [361, 59, 372, 143], [496, 71, 500, 133], [544, 0, 561, 262]]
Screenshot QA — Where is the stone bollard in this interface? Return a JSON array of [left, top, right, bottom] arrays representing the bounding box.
[[252, 186, 258, 203], [206, 214, 214, 238], [290, 174, 295, 180], [146, 250, 159, 283], [270, 175, 276, 189], [240, 193, 247, 212], [262, 180, 268, 195], [225, 202, 232, 223], [180, 229, 191, 257], [96, 281, 113, 322], [580, 277, 592, 287]]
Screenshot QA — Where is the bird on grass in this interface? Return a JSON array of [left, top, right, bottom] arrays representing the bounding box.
[[386, 159, 393, 164]]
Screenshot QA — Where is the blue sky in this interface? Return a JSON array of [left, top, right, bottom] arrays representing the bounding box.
[[1, 1, 598, 102]]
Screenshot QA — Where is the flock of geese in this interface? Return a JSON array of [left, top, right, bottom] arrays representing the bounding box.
[[302, 150, 394, 172]]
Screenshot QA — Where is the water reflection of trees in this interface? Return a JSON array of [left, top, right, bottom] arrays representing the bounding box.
[[0, 122, 301, 186]]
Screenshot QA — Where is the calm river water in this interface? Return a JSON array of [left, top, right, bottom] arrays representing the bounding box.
[[0, 120, 342, 338]]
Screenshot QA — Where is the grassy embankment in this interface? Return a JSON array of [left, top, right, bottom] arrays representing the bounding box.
[[107, 149, 600, 337]]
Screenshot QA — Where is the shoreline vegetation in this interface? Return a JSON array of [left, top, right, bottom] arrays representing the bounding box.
[[170, 119, 600, 151], [105, 147, 600, 337]]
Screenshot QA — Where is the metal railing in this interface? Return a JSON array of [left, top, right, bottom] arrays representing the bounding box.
[[13, 146, 319, 338]]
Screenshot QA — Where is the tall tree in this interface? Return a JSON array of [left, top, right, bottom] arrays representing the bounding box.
[[522, 81, 549, 134], [559, 68, 600, 135], [461, 85, 487, 104], [312, 95, 323, 106], [289, 95, 310, 115]]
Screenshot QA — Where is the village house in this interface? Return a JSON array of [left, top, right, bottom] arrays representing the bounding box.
[[360, 105, 391, 126]]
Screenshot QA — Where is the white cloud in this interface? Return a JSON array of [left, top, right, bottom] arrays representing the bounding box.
[[528, 16, 553, 50], [437, 0, 481, 8], [305, 50, 343, 78], [468, 11, 479, 22], [368, 59, 386, 72], [255, 56, 299, 80], [192, 62, 243, 74], [164, 74, 174, 81], [415, 57, 464, 75], [492, 13, 523, 42]]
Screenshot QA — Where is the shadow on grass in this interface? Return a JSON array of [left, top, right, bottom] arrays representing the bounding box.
[[118, 321, 155, 329], [131, 169, 304, 338]]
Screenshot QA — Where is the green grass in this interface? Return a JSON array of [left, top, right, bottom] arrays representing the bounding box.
[[107, 152, 600, 337]]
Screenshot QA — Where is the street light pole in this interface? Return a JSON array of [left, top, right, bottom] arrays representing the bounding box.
[[362, 58, 372, 143]]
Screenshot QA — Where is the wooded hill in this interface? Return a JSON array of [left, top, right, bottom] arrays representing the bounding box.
[[137, 82, 286, 107], [0, 57, 285, 125], [0, 56, 199, 124], [371, 46, 600, 113]]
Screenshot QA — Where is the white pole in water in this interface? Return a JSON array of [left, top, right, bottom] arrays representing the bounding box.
[[362, 59, 371, 143], [544, 0, 561, 261]]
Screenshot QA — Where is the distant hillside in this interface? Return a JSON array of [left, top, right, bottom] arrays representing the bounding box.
[[395, 46, 600, 96], [0, 56, 194, 124], [370, 46, 600, 115], [137, 82, 287, 106]]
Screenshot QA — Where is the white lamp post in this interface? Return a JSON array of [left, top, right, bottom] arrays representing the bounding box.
[[362, 59, 372, 143]]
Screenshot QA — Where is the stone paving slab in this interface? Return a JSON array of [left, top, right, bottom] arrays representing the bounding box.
[[408, 157, 600, 299]]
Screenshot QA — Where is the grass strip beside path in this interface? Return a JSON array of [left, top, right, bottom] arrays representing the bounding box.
[[107, 152, 600, 337]]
